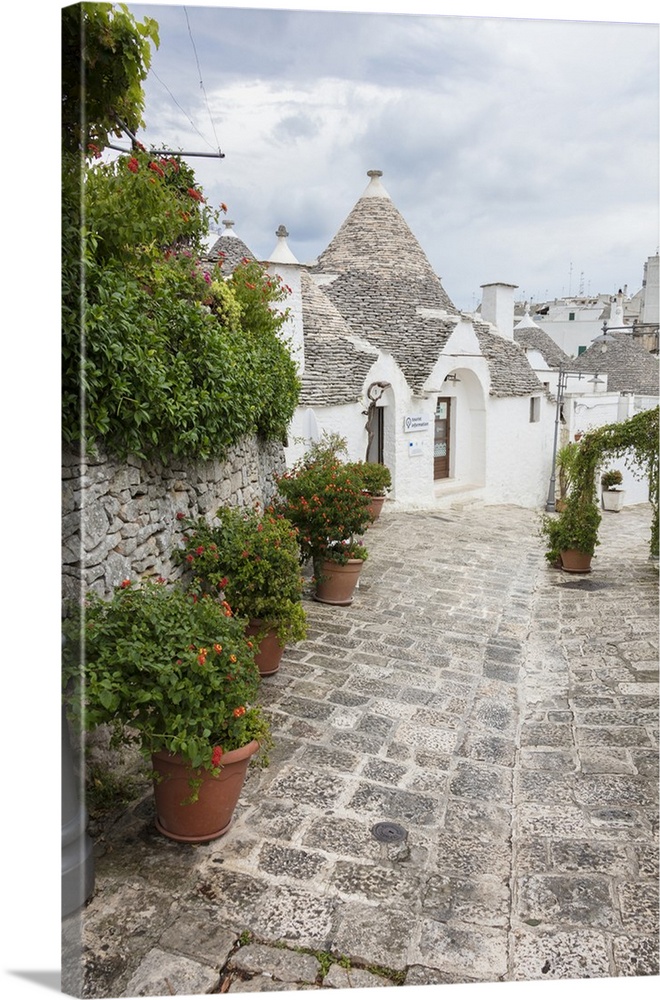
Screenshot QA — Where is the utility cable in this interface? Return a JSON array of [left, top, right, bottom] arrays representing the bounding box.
[[149, 66, 219, 153], [183, 6, 222, 155]]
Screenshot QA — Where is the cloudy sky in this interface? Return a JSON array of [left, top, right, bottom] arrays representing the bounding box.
[[121, 0, 659, 312]]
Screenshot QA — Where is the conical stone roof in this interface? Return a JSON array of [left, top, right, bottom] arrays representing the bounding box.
[[311, 170, 459, 393], [571, 332, 659, 395], [204, 221, 256, 274], [472, 321, 545, 397], [299, 271, 378, 406], [514, 319, 571, 371], [315, 171, 455, 300]]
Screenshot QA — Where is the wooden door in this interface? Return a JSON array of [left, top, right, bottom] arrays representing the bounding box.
[[434, 397, 450, 479]]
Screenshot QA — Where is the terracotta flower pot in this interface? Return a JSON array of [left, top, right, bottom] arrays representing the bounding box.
[[151, 739, 259, 843], [367, 494, 385, 523], [246, 619, 285, 677], [560, 549, 593, 573], [314, 558, 363, 606]]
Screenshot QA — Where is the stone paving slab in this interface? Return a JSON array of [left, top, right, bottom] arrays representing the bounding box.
[[62, 502, 659, 997]]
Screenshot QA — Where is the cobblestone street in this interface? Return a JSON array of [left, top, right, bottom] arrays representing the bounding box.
[[64, 501, 659, 998]]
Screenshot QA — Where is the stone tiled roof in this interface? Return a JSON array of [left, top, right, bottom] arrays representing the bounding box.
[[318, 269, 456, 394], [310, 172, 545, 399], [308, 172, 462, 394], [473, 322, 545, 396], [513, 325, 571, 370], [204, 227, 256, 274], [314, 191, 456, 310], [299, 272, 378, 406], [571, 332, 659, 396]]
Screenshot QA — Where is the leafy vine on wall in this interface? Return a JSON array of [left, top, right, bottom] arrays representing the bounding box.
[[542, 406, 659, 563]]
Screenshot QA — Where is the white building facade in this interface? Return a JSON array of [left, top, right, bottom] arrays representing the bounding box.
[[275, 171, 556, 511]]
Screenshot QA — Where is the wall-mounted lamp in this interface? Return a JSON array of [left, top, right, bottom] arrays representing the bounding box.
[[588, 373, 604, 386], [443, 373, 461, 383]]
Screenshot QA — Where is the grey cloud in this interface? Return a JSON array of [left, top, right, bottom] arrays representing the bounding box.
[[126, 4, 657, 311], [271, 112, 321, 144]]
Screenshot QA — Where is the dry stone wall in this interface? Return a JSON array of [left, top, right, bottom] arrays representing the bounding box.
[[62, 436, 285, 604]]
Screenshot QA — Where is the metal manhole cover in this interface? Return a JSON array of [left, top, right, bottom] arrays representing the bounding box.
[[371, 822, 407, 844]]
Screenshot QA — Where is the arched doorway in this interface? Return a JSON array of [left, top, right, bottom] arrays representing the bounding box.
[[434, 369, 487, 486]]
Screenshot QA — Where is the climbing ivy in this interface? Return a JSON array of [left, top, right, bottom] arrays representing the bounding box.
[[542, 406, 659, 562]]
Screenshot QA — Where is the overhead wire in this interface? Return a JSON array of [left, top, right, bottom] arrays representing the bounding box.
[[183, 5, 222, 156], [148, 65, 219, 153]]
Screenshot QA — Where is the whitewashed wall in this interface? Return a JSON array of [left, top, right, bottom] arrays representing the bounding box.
[[535, 319, 602, 358], [483, 394, 556, 507], [266, 260, 305, 375]]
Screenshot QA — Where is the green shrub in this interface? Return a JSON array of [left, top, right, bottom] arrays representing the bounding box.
[[62, 579, 270, 775], [600, 469, 623, 490], [172, 508, 307, 645], [273, 461, 372, 566]]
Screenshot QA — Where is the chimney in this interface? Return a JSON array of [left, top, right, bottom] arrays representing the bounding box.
[[480, 282, 518, 339]]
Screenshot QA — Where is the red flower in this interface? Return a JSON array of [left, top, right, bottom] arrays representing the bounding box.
[[213, 643, 223, 654], [187, 187, 204, 202], [196, 546, 204, 556], [87, 143, 101, 159], [186, 554, 194, 563], [211, 746, 223, 767], [220, 577, 229, 588], [219, 202, 228, 213], [241, 550, 249, 559], [176, 512, 186, 520], [245, 281, 256, 289], [233, 706, 246, 718], [127, 158, 139, 174], [120, 579, 131, 588], [148, 161, 165, 178]]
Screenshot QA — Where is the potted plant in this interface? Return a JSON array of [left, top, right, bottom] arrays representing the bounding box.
[[347, 460, 392, 522], [273, 459, 372, 605], [600, 468, 625, 512], [172, 507, 307, 676], [541, 495, 601, 572], [62, 578, 271, 842]]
